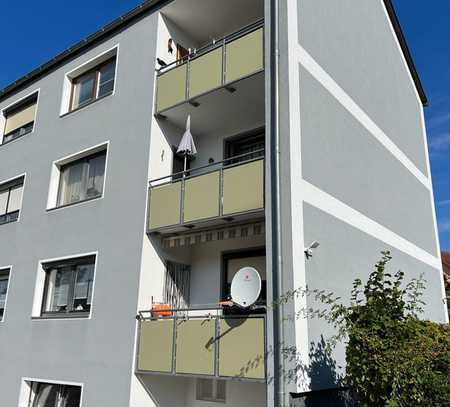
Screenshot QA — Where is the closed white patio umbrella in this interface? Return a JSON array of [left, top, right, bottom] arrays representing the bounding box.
[[176, 115, 197, 174]]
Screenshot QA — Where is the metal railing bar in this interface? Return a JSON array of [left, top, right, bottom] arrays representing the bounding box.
[[224, 19, 264, 44], [149, 150, 265, 186], [156, 19, 264, 75], [139, 305, 222, 315], [138, 309, 267, 320]]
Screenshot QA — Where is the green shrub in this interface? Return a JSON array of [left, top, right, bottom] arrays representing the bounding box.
[[332, 252, 450, 407]]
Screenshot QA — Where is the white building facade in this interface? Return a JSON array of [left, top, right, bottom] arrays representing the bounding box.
[[0, 1, 447, 407]]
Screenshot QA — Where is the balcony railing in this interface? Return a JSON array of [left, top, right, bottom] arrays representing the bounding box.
[[155, 20, 264, 113], [136, 308, 266, 381], [148, 151, 265, 232]]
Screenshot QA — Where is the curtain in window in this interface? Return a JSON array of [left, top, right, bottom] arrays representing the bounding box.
[[30, 383, 81, 407], [72, 72, 96, 108], [163, 261, 190, 309], [4, 101, 36, 135], [0, 184, 23, 215], [32, 383, 58, 407], [45, 267, 71, 312], [73, 263, 94, 310], [7, 185, 23, 212], [58, 153, 106, 206], [86, 154, 105, 198], [60, 161, 84, 205], [0, 189, 8, 215], [60, 385, 82, 407], [98, 61, 116, 97]]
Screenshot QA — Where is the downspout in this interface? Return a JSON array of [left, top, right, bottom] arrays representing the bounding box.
[[269, 0, 284, 405]]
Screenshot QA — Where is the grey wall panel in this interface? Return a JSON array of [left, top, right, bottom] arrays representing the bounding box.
[[302, 203, 446, 390], [0, 12, 159, 407], [300, 66, 437, 256], [297, 0, 428, 175]]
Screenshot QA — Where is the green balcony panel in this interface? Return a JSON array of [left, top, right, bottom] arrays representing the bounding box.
[[156, 63, 187, 112], [149, 182, 182, 230], [138, 320, 174, 373], [225, 28, 264, 84], [218, 318, 265, 379], [183, 171, 220, 223], [222, 160, 264, 216], [189, 47, 223, 99], [175, 319, 216, 375]]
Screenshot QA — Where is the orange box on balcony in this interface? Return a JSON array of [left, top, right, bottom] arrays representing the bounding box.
[[151, 303, 173, 317]]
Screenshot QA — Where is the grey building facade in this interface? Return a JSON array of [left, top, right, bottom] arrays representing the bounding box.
[[0, 1, 446, 407]]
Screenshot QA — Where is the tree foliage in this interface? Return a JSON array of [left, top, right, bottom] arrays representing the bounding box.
[[326, 251, 450, 406]]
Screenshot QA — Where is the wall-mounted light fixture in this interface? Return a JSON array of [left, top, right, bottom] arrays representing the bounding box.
[[304, 241, 320, 259]]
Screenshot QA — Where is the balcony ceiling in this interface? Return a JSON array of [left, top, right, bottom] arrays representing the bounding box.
[[158, 71, 265, 138], [162, 0, 264, 45]]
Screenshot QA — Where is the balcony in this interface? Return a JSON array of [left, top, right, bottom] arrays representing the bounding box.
[[148, 152, 264, 234], [155, 20, 264, 116], [136, 310, 266, 381]]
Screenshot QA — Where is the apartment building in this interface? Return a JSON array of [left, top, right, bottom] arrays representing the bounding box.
[[0, 0, 447, 406]]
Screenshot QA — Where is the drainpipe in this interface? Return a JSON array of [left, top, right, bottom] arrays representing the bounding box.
[[269, 0, 284, 405]]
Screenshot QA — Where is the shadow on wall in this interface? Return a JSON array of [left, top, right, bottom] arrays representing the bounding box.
[[291, 388, 358, 407], [281, 336, 359, 407], [309, 336, 342, 390]]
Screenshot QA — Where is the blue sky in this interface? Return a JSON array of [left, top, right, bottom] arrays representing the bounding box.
[[1, 1, 449, 249], [392, 0, 450, 250]]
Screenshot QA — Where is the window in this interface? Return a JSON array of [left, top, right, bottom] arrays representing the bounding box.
[[222, 249, 266, 315], [41, 256, 95, 317], [196, 378, 226, 403], [70, 58, 116, 111], [57, 151, 106, 207], [2, 93, 38, 144], [225, 131, 264, 164], [29, 382, 81, 407], [163, 261, 190, 309], [0, 269, 10, 321], [0, 176, 24, 225]]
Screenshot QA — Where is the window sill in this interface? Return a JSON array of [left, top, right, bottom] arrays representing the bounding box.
[[60, 91, 113, 118], [46, 195, 102, 212], [32, 313, 90, 320]]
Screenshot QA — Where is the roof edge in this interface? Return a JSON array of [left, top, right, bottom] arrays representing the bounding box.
[[0, 0, 428, 106], [383, 0, 428, 106]]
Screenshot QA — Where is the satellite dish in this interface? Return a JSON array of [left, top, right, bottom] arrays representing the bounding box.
[[230, 267, 262, 308]]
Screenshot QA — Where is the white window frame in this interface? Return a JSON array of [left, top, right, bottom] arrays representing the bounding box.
[[31, 251, 98, 320], [0, 266, 12, 323], [0, 89, 40, 146], [60, 45, 119, 116], [0, 173, 26, 224], [46, 142, 109, 211], [18, 378, 84, 407]]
